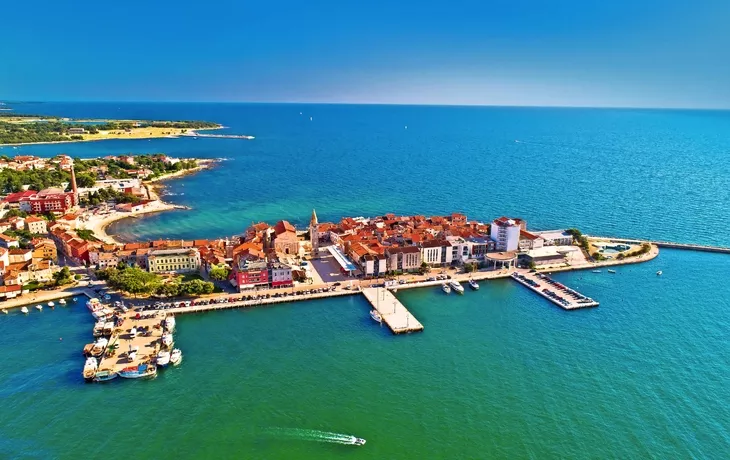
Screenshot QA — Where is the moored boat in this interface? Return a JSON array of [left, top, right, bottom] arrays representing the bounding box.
[[156, 350, 171, 367], [2, 308, 7, 314], [91, 338, 108, 357], [161, 333, 174, 349], [83, 357, 98, 382], [103, 322, 114, 335], [608, 269, 616, 274], [119, 363, 157, 379], [592, 270, 602, 273], [656, 270, 663, 276], [72, 297, 78, 302], [468, 279, 479, 290], [441, 283, 451, 294], [35, 304, 43, 311], [87, 298, 102, 312], [164, 315, 176, 333], [449, 280, 464, 294], [21, 306, 29, 314], [47, 301, 54, 308], [82, 343, 95, 356], [170, 348, 183, 366], [59, 298, 67, 305], [93, 321, 105, 337], [369, 309, 382, 323], [93, 369, 118, 382]]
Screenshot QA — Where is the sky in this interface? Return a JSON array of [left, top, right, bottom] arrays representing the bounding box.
[[1, 0, 729, 108]]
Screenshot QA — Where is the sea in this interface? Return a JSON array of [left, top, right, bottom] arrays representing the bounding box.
[[0, 102, 729, 459]]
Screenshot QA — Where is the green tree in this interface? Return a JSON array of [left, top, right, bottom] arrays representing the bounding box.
[[157, 282, 181, 297], [75, 173, 96, 188], [4, 209, 27, 218], [53, 267, 73, 286], [418, 261, 431, 275], [209, 265, 231, 281]]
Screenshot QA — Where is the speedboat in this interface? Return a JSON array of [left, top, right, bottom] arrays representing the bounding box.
[[93, 370, 118, 382], [1, 309, 7, 314], [449, 280, 464, 294], [441, 283, 451, 294], [656, 271, 663, 276], [119, 363, 157, 379], [170, 348, 183, 366], [156, 350, 171, 367], [83, 357, 98, 382], [352, 437, 366, 446], [72, 297, 78, 302], [608, 269, 616, 274], [164, 315, 176, 333], [35, 304, 43, 311], [21, 307, 29, 314], [468, 279, 479, 290], [58, 299, 67, 306], [370, 309, 382, 323], [47, 301, 54, 308], [592, 270, 602, 273]]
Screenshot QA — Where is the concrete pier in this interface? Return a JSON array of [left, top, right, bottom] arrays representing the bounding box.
[[511, 271, 599, 310], [94, 311, 165, 374], [362, 288, 424, 334]]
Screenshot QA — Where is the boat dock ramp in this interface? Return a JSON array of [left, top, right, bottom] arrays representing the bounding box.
[[362, 288, 424, 334], [510, 271, 599, 310]]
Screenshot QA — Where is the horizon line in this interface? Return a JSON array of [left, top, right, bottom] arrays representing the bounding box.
[[2, 100, 729, 112]]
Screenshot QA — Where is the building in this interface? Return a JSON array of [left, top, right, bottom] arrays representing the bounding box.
[[521, 247, 567, 267], [8, 248, 32, 264], [146, 248, 201, 273], [272, 220, 298, 255], [490, 217, 524, 252], [0, 234, 19, 249], [31, 238, 57, 262], [269, 262, 293, 288], [25, 216, 48, 234], [360, 253, 387, 278], [2, 190, 37, 208], [446, 236, 470, 264], [385, 246, 422, 272], [234, 258, 269, 290], [309, 209, 319, 256], [420, 239, 453, 266], [519, 230, 545, 252], [534, 230, 574, 246], [67, 127, 86, 134], [19, 188, 77, 214]]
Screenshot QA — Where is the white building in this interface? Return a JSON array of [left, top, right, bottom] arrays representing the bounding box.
[[490, 217, 524, 252], [534, 230, 574, 246], [420, 240, 453, 266], [446, 236, 470, 264]]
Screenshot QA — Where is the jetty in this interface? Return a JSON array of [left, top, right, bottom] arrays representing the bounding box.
[[587, 236, 730, 254], [94, 311, 165, 375], [362, 288, 424, 334], [180, 133, 254, 140], [511, 271, 599, 310]]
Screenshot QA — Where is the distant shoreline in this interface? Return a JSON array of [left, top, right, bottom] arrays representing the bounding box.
[[0, 126, 225, 147]]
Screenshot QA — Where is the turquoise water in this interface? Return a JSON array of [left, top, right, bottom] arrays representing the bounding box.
[[1, 103, 730, 458]]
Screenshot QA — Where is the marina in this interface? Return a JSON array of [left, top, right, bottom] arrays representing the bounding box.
[[510, 271, 599, 310], [361, 288, 424, 334]]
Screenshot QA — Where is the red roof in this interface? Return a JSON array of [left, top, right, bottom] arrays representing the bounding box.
[[3, 190, 37, 203]]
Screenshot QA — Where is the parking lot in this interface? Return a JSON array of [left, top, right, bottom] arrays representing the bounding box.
[[309, 253, 360, 283]]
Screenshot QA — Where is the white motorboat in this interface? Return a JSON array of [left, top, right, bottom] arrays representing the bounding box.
[[87, 298, 102, 312], [93, 321, 105, 337], [162, 333, 174, 349], [656, 270, 663, 276], [608, 269, 616, 274], [1, 309, 7, 315], [468, 279, 479, 290], [370, 309, 382, 323], [35, 304, 43, 311], [21, 306, 29, 314], [91, 338, 108, 357], [47, 301, 54, 308], [449, 280, 464, 294], [592, 270, 602, 273], [352, 437, 366, 446], [170, 348, 183, 366], [58, 299, 67, 306], [72, 297, 78, 302], [103, 294, 112, 301], [103, 322, 114, 335], [83, 357, 98, 382], [156, 350, 171, 367], [441, 283, 451, 294], [164, 315, 176, 333]]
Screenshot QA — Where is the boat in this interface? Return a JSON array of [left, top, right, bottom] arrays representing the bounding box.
[[369, 309, 382, 323], [164, 315, 176, 333], [93, 307, 114, 321], [1, 309, 7, 314], [91, 338, 108, 357], [103, 322, 114, 335], [93, 370, 118, 382], [86, 298, 102, 312], [170, 348, 183, 366], [82, 357, 98, 382], [58, 299, 67, 306], [449, 280, 464, 294], [592, 270, 602, 273], [72, 297, 78, 302], [352, 437, 366, 446], [119, 363, 157, 379], [35, 304, 43, 311], [156, 350, 171, 367], [92, 321, 105, 337], [21, 306, 29, 314], [47, 301, 54, 308], [161, 333, 174, 349], [468, 279, 479, 290], [103, 294, 112, 301], [441, 283, 451, 294], [82, 343, 95, 356], [608, 269, 616, 274], [656, 270, 663, 276]]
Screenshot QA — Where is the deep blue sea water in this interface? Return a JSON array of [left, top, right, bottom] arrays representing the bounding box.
[[1, 102, 729, 459]]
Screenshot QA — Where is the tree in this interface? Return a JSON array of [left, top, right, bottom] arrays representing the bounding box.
[[180, 279, 214, 295], [75, 173, 96, 188], [157, 282, 180, 297], [464, 262, 477, 273], [418, 261, 431, 275], [209, 265, 231, 281], [5, 209, 27, 218], [53, 267, 73, 286]]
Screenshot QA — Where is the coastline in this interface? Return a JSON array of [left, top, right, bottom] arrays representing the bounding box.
[[81, 159, 218, 243]]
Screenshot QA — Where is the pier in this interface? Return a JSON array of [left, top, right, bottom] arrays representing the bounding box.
[[94, 311, 165, 375], [362, 288, 424, 334], [511, 271, 599, 310], [180, 133, 254, 140], [588, 236, 730, 254]]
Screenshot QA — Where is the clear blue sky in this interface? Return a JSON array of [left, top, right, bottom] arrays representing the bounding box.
[[1, 0, 729, 108]]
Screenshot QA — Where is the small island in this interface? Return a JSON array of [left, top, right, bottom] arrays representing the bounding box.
[[0, 113, 222, 145]]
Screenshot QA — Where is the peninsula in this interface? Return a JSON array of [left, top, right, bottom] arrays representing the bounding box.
[[0, 113, 223, 145]]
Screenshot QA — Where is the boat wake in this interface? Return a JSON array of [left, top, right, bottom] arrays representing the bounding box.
[[266, 427, 360, 445]]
